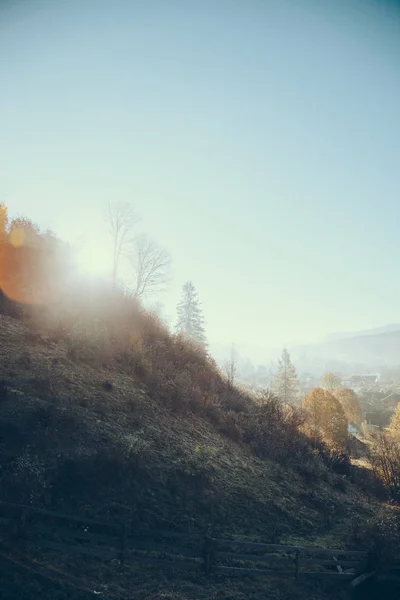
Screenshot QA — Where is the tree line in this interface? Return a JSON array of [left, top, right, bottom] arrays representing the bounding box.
[[0, 199, 387, 455], [0, 200, 207, 346]]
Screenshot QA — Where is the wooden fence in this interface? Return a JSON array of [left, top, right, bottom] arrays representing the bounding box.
[[0, 501, 369, 583]]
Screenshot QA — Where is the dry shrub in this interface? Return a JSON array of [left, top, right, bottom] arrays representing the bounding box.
[[316, 443, 351, 476], [349, 462, 387, 500], [355, 511, 400, 566], [297, 452, 329, 483], [238, 393, 309, 464], [1, 447, 48, 504], [219, 389, 251, 413], [216, 410, 242, 442], [370, 431, 400, 501]]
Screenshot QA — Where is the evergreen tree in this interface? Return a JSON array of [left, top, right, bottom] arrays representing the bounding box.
[[273, 348, 300, 405], [176, 281, 206, 346]]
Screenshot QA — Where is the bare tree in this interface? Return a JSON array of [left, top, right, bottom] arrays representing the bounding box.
[[107, 201, 139, 290], [130, 234, 170, 299], [224, 343, 238, 388]]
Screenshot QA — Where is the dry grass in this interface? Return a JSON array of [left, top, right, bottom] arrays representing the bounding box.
[[0, 301, 392, 600]]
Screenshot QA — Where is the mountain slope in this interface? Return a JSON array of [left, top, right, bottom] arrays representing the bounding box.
[[0, 313, 380, 599]]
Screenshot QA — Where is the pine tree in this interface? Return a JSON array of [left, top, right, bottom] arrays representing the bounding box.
[[176, 281, 206, 346], [272, 348, 300, 405]]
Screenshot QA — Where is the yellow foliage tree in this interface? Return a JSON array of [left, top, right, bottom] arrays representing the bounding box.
[[302, 387, 348, 447], [334, 387, 362, 424], [389, 403, 400, 440], [0, 208, 73, 306], [0, 203, 8, 239], [320, 372, 341, 391]]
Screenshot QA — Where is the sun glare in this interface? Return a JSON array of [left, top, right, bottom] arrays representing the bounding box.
[[75, 241, 111, 278]]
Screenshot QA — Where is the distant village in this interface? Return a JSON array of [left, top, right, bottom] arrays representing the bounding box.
[[299, 372, 400, 429], [232, 360, 400, 432]]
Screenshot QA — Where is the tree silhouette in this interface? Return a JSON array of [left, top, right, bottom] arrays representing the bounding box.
[[176, 281, 206, 346], [303, 387, 348, 448], [333, 387, 362, 424], [273, 348, 299, 405]]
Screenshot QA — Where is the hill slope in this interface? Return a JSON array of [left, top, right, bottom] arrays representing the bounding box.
[[0, 313, 381, 599]]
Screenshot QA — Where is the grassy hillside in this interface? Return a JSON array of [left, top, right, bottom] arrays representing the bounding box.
[[0, 305, 392, 599]]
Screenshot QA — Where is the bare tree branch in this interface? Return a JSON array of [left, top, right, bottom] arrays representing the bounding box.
[[107, 201, 140, 290], [130, 234, 171, 299]]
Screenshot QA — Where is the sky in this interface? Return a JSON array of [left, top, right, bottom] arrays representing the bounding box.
[[1, 0, 400, 355]]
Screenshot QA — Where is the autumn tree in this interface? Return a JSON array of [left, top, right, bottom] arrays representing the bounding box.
[[0, 215, 42, 303], [176, 281, 206, 346], [0, 203, 8, 239], [0, 211, 72, 305], [371, 430, 400, 501], [303, 387, 348, 447], [272, 348, 300, 405], [334, 387, 362, 424], [320, 372, 341, 392], [129, 234, 170, 300], [389, 404, 400, 441], [107, 201, 139, 291]]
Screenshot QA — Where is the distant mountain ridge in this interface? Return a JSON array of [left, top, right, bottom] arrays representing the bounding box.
[[210, 324, 400, 376], [322, 323, 400, 343], [292, 325, 400, 373]]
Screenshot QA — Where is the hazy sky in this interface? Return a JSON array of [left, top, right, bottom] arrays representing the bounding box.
[[1, 0, 400, 351]]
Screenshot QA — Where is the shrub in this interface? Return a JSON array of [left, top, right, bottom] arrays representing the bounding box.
[[356, 512, 400, 567], [238, 394, 309, 464], [348, 462, 387, 500], [219, 390, 250, 413], [3, 447, 48, 504], [297, 452, 328, 483], [216, 411, 242, 443], [317, 443, 351, 476], [370, 431, 400, 501]]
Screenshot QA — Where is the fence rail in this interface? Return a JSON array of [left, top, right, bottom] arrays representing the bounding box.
[[0, 501, 369, 583]]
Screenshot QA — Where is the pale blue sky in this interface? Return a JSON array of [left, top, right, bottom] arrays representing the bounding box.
[[1, 0, 400, 350]]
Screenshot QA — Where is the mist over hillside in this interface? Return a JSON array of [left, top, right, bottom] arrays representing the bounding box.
[[212, 324, 400, 384]]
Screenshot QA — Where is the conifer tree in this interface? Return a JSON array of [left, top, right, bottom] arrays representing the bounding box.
[[273, 348, 300, 405], [176, 281, 206, 346]]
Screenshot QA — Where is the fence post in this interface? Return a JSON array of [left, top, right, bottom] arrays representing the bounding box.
[[119, 523, 126, 570], [202, 527, 214, 575], [295, 550, 300, 580]]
